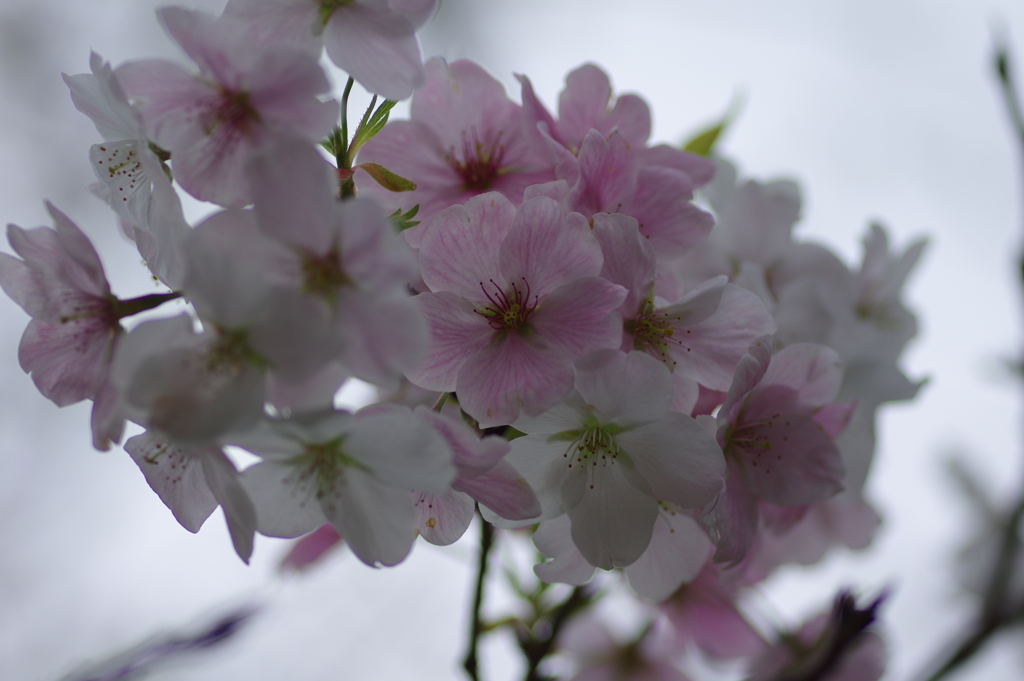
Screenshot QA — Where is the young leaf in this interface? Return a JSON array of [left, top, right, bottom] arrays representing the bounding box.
[[358, 162, 417, 192], [387, 205, 421, 232]]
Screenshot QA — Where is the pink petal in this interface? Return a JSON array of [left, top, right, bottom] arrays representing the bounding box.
[[624, 509, 713, 601], [640, 145, 715, 188], [663, 281, 778, 391], [419, 192, 517, 298], [573, 350, 671, 428], [406, 291, 493, 391], [279, 524, 343, 573], [116, 59, 214, 150], [731, 414, 845, 507], [754, 343, 844, 412], [592, 212, 656, 316], [322, 466, 417, 567], [18, 315, 115, 406], [200, 448, 257, 564], [533, 515, 597, 585], [454, 459, 541, 521], [247, 136, 338, 253], [570, 130, 638, 216], [629, 167, 714, 257], [456, 332, 574, 428], [416, 407, 509, 475], [124, 431, 219, 534], [500, 197, 603, 298], [529, 277, 626, 358], [557, 63, 613, 148], [814, 401, 855, 438], [248, 50, 336, 138], [708, 464, 759, 565]]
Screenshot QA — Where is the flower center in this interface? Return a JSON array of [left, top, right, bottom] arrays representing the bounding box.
[[550, 418, 627, 471], [203, 88, 260, 139], [474, 278, 538, 331], [446, 128, 506, 191], [318, 0, 354, 26], [301, 245, 352, 302], [624, 298, 692, 369]]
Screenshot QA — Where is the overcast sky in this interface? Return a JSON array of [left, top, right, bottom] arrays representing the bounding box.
[[2, 1, 1024, 679]]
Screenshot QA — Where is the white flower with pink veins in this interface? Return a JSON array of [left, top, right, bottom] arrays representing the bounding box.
[[503, 350, 725, 569], [116, 6, 338, 208], [234, 406, 455, 567]]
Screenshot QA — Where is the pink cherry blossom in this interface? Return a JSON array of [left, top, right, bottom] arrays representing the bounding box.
[[709, 338, 851, 564], [0, 203, 126, 449], [592, 213, 776, 412], [356, 58, 555, 239], [409, 192, 627, 427], [117, 6, 338, 207]]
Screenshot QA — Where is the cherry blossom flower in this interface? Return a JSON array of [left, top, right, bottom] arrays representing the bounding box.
[[356, 58, 555, 238], [409, 192, 627, 426], [124, 430, 257, 563], [192, 136, 426, 388], [592, 213, 776, 413], [111, 314, 267, 444], [708, 338, 851, 564], [63, 52, 158, 229], [505, 350, 725, 569], [0, 203, 131, 449], [117, 6, 338, 207], [234, 406, 454, 566]]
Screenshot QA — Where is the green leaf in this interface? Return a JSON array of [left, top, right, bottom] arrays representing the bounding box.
[[359, 162, 416, 192], [682, 122, 726, 157], [347, 99, 398, 161], [681, 94, 743, 157], [387, 205, 421, 232]]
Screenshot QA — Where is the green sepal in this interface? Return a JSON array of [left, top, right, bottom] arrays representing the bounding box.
[[359, 162, 416, 192], [388, 205, 421, 232]]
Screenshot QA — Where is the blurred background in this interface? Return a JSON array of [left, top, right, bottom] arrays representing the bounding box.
[[1, 0, 1023, 679]]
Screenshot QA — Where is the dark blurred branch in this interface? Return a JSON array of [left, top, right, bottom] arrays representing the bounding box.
[[463, 514, 495, 681], [912, 38, 1024, 681], [519, 585, 592, 681]]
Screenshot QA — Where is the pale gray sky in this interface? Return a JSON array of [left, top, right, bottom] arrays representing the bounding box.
[[2, 1, 1023, 679]]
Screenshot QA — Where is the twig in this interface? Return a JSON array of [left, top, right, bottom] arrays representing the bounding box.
[[463, 515, 495, 681], [520, 586, 592, 681]]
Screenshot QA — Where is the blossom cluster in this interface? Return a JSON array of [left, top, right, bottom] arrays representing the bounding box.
[[0, 2, 922, 677]]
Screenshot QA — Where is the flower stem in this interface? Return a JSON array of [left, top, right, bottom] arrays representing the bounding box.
[[520, 586, 591, 681], [463, 514, 495, 681], [338, 77, 356, 199]]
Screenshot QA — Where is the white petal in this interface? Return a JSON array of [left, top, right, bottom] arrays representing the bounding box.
[[533, 515, 597, 586], [624, 507, 712, 601], [240, 460, 326, 538], [124, 432, 217, 533], [322, 467, 417, 567], [567, 460, 659, 569]]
